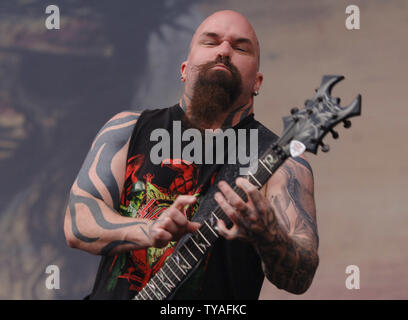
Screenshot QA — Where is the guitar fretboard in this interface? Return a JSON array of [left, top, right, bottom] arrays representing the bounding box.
[[132, 143, 288, 300]]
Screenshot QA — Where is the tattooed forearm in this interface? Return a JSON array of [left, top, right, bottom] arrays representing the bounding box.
[[68, 191, 148, 253], [255, 224, 319, 294], [70, 192, 147, 231], [256, 158, 318, 294], [272, 193, 290, 233], [215, 158, 318, 294], [99, 240, 139, 256], [283, 158, 319, 244]]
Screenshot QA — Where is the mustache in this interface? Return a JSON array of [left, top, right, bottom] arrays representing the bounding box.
[[196, 56, 239, 75]]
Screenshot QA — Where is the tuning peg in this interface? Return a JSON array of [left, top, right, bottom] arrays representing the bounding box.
[[320, 143, 330, 152], [343, 120, 352, 128], [332, 97, 341, 104], [290, 107, 299, 114], [330, 129, 339, 139], [304, 99, 312, 106]]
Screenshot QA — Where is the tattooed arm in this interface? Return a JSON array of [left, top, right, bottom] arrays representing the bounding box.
[[64, 112, 199, 256], [215, 156, 319, 294]]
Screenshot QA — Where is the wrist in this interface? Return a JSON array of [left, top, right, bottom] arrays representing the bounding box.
[[123, 219, 153, 249], [252, 222, 287, 254]]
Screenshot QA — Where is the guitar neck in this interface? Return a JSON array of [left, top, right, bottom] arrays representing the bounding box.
[[132, 143, 289, 300]]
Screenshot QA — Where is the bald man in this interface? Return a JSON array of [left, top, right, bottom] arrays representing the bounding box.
[[64, 10, 319, 300]]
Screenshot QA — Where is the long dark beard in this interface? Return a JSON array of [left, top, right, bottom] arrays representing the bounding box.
[[187, 56, 242, 129]]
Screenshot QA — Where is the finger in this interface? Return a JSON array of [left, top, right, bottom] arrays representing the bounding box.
[[172, 195, 197, 212], [235, 177, 257, 195], [217, 181, 247, 211], [216, 219, 238, 240], [237, 178, 270, 215], [152, 229, 172, 248], [186, 221, 201, 233], [158, 216, 178, 235], [165, 207, 189, 227], [214, 192, 239, 223]]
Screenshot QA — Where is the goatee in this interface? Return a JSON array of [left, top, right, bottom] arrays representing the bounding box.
[[186, 56, 242, 129]]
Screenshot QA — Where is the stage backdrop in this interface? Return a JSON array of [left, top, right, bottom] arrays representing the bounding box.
[[0, 0, 406, 299]]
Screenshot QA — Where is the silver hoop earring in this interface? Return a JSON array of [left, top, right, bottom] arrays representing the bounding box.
[[253, 91, 259, 96]]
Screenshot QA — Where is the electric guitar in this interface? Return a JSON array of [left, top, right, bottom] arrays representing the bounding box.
[[132, 75, 362, 300]]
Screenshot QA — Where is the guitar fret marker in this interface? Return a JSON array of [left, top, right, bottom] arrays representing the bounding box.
[[178, 253, 192, 269], [154, 274, 170, 293], [190, 237, 204, 254], [161, 269, 175, 288], [151, 278, 166, 297], [196, 229, 211, 246], [147, 283, 160, 300], [171, 256, 187, 275]]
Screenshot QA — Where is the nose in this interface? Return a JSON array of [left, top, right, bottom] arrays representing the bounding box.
[[216, 41, 233, 60]]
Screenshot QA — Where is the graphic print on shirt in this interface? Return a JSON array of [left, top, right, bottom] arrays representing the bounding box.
[[106, 154, 217, 292]]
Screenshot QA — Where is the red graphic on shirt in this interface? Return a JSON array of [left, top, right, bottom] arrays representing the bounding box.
[[162, 158, 199, 195], [121, 154, 145, 207], [108, 156, 215, 292]]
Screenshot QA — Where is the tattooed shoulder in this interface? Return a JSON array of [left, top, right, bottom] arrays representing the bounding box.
[[74, 111, 140, 209]]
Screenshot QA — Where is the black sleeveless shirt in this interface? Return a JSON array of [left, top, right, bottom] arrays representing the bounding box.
[[88, 104, 279, 300]]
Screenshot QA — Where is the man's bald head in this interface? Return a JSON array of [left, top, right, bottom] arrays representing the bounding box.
[[180, 10, 264, 126], [188, 10, 261, 70]]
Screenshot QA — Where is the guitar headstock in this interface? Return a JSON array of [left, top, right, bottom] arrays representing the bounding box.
[[282, 75, 361, 155]]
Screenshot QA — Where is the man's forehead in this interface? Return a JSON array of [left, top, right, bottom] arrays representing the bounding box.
[[192, 11, 258, 45]]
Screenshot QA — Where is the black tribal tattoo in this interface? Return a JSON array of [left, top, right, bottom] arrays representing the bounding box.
[[76, 114, 138, 210], [67, 112, 152, 255], [69, 192, 147, 242]]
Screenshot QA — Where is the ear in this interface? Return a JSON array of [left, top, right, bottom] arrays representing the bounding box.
[[253, 71, 263, 93], [180, 61, 188, 82]]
